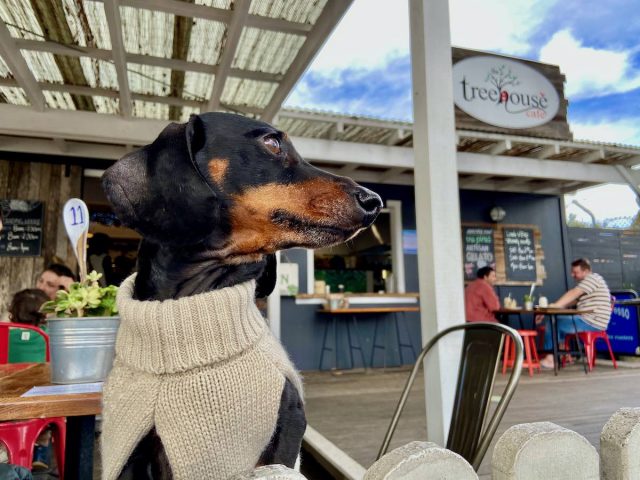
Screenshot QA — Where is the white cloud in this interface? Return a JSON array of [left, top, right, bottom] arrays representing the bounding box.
[[567, 184, 639, 221], [306, 0, 410, 74], [539, 29, 640, 98], [572, 118, 640, 147], [449, 0, 556, 55]]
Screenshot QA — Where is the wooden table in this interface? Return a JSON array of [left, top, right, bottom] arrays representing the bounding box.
[[495, 308, 593, 375], [318, 307, 420, 370], [0, 363, 102, 479]]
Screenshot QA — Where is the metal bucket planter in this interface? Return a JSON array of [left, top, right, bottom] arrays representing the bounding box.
[[47, 316, 120, 384]]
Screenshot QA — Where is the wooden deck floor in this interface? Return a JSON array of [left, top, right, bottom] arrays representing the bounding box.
[[303, 362, 640, 479]]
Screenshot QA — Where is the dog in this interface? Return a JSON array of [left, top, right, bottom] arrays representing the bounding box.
[[101, 112, 382, 479]]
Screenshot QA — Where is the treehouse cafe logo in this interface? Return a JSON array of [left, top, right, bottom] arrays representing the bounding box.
[[452, 56, 560, 129]]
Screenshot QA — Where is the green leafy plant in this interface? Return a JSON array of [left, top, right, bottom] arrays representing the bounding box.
[[41, 271, 118, 318], [523, 294, 535, 303]]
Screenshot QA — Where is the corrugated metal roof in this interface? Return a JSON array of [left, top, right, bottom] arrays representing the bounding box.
[[0, 0, 349, 121]]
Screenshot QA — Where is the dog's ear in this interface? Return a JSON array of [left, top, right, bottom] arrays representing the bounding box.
[[255, 253, 277, 298], [102, 118, 222, 245]]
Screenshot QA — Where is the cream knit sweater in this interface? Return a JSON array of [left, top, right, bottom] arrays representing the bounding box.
[[101, 274, 303, 480]]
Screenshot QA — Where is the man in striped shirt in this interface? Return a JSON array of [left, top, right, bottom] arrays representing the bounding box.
[[538, 258, 611, 369]]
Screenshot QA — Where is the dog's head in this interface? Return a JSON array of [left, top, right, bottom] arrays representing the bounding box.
[[102, 112, 382, 261]]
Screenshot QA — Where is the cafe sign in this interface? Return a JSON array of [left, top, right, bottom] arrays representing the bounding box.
[[452, 56, 560, 129]]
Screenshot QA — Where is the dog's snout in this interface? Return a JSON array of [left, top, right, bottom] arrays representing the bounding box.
[[354, 187, 383, 225]]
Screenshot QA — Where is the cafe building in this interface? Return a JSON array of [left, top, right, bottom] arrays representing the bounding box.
[[1, 0, 640, 452]]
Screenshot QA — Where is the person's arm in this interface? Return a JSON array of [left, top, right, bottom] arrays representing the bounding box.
[[482, 283, 501, 312], [550, 287, 584, 308]]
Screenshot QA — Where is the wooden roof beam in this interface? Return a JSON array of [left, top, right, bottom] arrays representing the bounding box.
[[93, 0, 312, 35], [261, 0, 353, 122], [206, 0, 251, 112], [104, 0, 133, 118], [0, 21, 45, 111]]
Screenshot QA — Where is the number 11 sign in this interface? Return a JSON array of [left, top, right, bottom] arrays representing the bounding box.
[[63, 198, 90, 282]]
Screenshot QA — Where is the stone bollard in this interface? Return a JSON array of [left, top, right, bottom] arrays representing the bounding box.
[[364, 441, 478, 479], [492, 422, 599, 480], [601, 407, 640, 479], [231, 465, 307, 479]]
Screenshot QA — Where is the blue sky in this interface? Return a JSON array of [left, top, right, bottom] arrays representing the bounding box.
[[284, 0, 640, 222]]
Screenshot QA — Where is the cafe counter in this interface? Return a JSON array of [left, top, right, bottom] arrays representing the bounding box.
[[280, 293, 421, 371]]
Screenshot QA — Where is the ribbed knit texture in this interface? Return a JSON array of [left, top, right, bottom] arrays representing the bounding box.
[[101, 274, 303, 480]]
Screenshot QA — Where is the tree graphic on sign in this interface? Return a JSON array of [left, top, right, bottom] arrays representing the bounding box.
[[486, 65, 520, 104]]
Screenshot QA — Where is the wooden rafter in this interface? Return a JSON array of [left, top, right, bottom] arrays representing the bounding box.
[[0, 20, 45, 111], [261, 0, 354, 122], [206, 0, 251, 112], [103, 0, 133, 117]]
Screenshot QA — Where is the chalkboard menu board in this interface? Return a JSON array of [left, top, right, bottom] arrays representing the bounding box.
[[0, 199, 44, 257], [462, 226, 495, 281], [503, 227, 537, 282]]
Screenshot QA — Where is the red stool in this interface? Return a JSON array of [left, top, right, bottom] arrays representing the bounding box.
[[564, 330, 617, 371], [0, 417, 66, 477], [503, 330, 541, 377]]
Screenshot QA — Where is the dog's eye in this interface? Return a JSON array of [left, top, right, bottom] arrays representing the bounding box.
[[263, 136, 281, 154]]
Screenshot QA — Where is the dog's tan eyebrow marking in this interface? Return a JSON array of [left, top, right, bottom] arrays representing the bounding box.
[[208, 158, 229, 186]]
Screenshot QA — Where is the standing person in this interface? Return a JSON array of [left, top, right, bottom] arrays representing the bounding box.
[[36, 263, 75, 300], [465, 266, 501, 322], [538, 258, 611, 369]]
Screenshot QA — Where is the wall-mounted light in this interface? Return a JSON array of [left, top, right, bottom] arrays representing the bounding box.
[[489, 206, 506, 222]]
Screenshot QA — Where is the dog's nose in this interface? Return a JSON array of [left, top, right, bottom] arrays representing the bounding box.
[[354, 186, 383, 226]]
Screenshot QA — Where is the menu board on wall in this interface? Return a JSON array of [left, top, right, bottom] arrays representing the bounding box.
[[462, 226, 496, 281], [502, 227, 537, 282], [0, 199, 44, 257], [462, 223, 546, 286]]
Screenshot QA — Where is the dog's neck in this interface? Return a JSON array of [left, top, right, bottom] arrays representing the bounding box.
[[133, 240, 268, 301]]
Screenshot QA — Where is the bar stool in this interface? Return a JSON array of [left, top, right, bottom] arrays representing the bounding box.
[[319, 313, 367, 370], [370, 312, 418, 367], [563, 331, 617, 371], [503, 330, 541, 377]]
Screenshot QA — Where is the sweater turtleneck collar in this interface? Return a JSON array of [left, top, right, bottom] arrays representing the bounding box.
[[114, 274, 267, 375]]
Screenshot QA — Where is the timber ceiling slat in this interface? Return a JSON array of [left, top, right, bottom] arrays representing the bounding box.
[[169, 2, 194, 120], [30, 0, 95, 111]]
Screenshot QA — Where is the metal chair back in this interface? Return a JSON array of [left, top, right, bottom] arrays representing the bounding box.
[[0, 322, 50, 364], [377, 322, 523, 471]]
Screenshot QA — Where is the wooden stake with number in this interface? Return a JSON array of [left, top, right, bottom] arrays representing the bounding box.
[[63, 198, 90, 283]]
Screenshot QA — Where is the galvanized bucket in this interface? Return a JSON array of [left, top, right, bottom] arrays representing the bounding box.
[[47, 316, 120, 384]]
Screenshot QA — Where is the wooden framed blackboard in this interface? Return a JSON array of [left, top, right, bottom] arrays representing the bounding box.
[[502, 227, 537, 282], [462, 226, 496, 281], [0, 199, 44, 257], [462, 223, 546, 286]]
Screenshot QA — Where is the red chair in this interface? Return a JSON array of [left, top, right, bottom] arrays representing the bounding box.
[[0, 322, 50, 364], [503, 330, 541, 377], [0, 418, 65, 477], [564, 330, 617, 371], [0, 324, 63, 476]]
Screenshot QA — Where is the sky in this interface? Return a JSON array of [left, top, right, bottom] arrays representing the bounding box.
[[284, 0, 640, 223]]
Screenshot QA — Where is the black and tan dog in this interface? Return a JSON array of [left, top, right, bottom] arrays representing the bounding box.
[[101, 112, 382, 479]]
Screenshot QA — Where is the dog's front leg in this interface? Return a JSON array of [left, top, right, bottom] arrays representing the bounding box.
[[257, 379, 307, 468], [117, 427, 173, 480]]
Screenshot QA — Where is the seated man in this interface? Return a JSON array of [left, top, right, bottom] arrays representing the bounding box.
[[36, 263, 75, 300], [465, 266, 500, 322], [538, 258, 611, 369]]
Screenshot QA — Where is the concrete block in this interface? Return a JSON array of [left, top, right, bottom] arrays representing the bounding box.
[[601, 407, 640, 480], [492, 422, 599, 480], [231, 465, 307, 479], [364, 441, 478, 480]]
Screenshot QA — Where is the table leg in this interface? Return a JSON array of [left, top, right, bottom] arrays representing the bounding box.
[[571, 316, 589, 374], [65, 415, 96, 480], [551, 314, 559, 376], [333, 316, 338, 370]]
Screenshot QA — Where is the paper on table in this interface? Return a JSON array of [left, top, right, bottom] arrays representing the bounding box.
[[21, 382, 103, 397]]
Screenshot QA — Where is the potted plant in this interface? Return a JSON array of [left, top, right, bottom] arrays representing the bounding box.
[[41, 271, 120, 384]]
